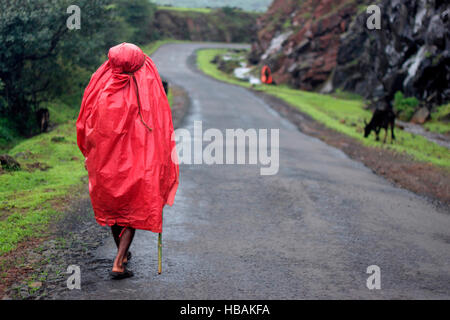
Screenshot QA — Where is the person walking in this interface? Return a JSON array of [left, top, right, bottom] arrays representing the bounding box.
[[76, 43, 179, 279]]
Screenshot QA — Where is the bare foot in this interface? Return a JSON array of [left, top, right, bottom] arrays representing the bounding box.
[[112, 257, 125, 273]]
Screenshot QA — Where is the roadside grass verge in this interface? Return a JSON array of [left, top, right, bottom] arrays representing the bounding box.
[[424, 121, 450, 135], [0, 40, 177, 256], [424, 103, 450, 135], [197, 48, 450, 168], [167, 89, 173, 106], [0, 120, 85, 255], [0, 75, 87, 255]]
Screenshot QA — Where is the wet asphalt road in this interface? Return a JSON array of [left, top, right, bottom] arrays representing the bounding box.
[[62, 43, 449, 299]]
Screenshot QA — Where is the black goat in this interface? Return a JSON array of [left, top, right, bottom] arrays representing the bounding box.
[[364, 108, 396, 143]]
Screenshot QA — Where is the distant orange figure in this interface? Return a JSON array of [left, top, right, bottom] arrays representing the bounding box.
[[261, 65, 273, 84]]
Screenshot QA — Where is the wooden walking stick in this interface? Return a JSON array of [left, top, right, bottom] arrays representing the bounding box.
[[158, 211, 163, 274], [158, 232, 162, 274]]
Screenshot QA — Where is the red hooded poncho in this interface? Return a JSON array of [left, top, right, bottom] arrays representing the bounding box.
[[261, 65, 273, 84], [76, 43, 179, 233]]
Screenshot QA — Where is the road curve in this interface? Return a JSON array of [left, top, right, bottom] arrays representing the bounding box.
[[63, 43, 450, 299]]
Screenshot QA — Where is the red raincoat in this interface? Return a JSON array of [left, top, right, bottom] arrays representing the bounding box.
[[261, 65, 273, 84], [76, 43, 179, 233]]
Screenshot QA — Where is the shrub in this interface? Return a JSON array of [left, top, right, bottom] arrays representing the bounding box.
[[394, 91, 419, 121], [430, 103, 450, 122]]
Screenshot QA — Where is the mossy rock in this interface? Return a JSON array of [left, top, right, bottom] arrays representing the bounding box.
[[0, 154, 21, 171]]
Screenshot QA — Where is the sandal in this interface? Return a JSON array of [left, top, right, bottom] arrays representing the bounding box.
[[110, 268, 134, 280]]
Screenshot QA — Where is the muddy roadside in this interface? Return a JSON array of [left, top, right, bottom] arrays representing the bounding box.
[[255, 91, 450, 206], [1, 84, 189, 300]]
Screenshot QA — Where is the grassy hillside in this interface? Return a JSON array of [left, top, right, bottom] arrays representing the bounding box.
[[197, 49, 450, 168], [153, 0, 272, 12], [424, 103, 450, 135], [0, 98, 85, 254], [154, 7, 259, 43]]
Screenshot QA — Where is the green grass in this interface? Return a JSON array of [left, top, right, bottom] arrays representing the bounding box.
[[431, 103, 450, 120], [0, 40, 178, 255], [167, 89, 173, 107], [197, 48, 450, 168], [424, 103, 450, 135], [0, 87, 84, 153], [0, 119, 85, 254], [424, 122, 450, 135], [44, 100, 81, 125]]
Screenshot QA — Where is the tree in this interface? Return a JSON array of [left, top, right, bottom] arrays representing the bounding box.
[[114, 0, 158, 44], [0, 0, 116, 134]]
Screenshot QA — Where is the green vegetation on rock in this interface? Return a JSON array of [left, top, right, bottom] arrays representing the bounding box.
[[424, 103, 450, 135], [394, 91, 419, 121]]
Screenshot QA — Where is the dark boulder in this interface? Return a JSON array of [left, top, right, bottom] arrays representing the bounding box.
[[0, 154, 21, 171], [411, 107, 430, 124]]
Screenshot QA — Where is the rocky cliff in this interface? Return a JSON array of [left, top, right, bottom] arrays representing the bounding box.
[[250, 0, 450, 106], [153, 8, 259, 43], [250, 0, 370, 90], [334, 0, 450, 105]]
